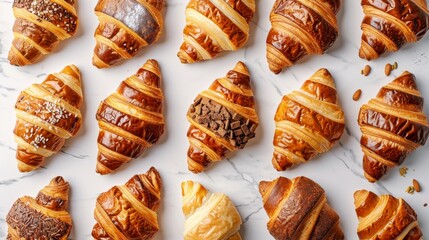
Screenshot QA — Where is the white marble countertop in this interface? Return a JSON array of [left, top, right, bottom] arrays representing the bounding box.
[[1, 0, 429, 239]]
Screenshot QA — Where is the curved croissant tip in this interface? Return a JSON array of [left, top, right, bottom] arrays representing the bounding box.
[[62, 65, 81, 83], [315, 68, 331, 77], [399, 71, 413, 77], [353, 189, 369, 201], [233, 61, 249, 76], [181, 180, 194, 197], [258, 180, 271, 196]]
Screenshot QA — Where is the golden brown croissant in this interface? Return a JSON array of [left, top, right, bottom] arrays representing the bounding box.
[[273, 68, 344, 171], [259, 176, 344, 240], [181, 180, 242, 240], [95, 59, 164, 175], [6, 176, 72, 239], [8, 0, 78, 66], [92, 167, 162, 239], [13, 65, 83, 172], [177, 0, 255, 63], [186, 61, 259, 173], [266, 0, 341, 74], [358, 71, 429, 182], [359, 0, 429, 60], [93, 0, 165, 68], [354, 190, 423, 239]]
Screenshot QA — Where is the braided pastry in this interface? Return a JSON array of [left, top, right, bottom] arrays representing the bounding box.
[[13, 65, 83, 172], [266, 0, 341, 74], [93, 0, 165, 68], [96, 59, 164, 175], [181, 180, 242, 240], [359, 0, 429, 60], [9, 0, 78, 66], [259, 176, 344, 240], [92, 167, 162, 239], [358, 71, 429, 182], [177, 0, 255, 63], [354, 190, 423, 239], [6, 177, 72, 239], [186, 61, 258, 173], [273, 68, 344, 171]]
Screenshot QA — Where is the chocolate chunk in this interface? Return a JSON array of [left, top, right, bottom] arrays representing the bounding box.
[[241, 124, 250, 135], [232, 113, 242, 121], [218, 128, 227, 137], [190, 106, 196, 113], [194, 97, 202, 105], [210, 121, 219, 130], [230, 139, 236, 147], [242, 136, 249, 143], [250, 124, 257, 133], [225, 120, 230, 130], [213, 104, 222, 113], [231, 121, 241, 129], [212, 113, 223, 120], [201, 98, 211, 105], [222, 108, 231, 118], [229, 131, 234, 140], [234, 129, 243, 136], [195, 105, 202, 115]]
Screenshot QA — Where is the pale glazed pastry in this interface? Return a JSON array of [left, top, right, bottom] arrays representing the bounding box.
[[96, 59, 164, 174], [13, 65, 83, 172], [92, 167, 162, 239], [6, 177, 72, 239], [259, 176, 344, 240], [358, 71, 429, 182], [273, 68, 344, 171], [359, 0, 429, 60], [93, 0, 165, 68], [186, 62, 259, 173], [9, 0, 78, 66], [177, 0, 255, 63], [354, 190, 423, 239], [181, 180, 242, 240], [266, 0, 341, 74]]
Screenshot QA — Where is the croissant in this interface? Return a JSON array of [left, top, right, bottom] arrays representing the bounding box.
[[266, 0, 341, 74], [259, 176, 344, 240], [6, 176, 72, 239], [181, 180, 242, 240], [95, 59, 164, 175], [93, 0, 165, 68], [273, 68, 344, 171], [359, 0, 429, 60], [186, 61, 258, 173], [8, 0, 78, 66], [354, 190, 423, 239], [92, 167, 162, 239], [13, 65, 83, 172], [177, 0, 255, 63], [358, 71, 429, 182]]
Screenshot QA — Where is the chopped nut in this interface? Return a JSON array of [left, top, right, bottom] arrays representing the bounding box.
[[413, 179, 421, 192], [353, 89, 362, 101], [406, 186, 415, 194], [393, 62, 398, 70], [399, 167, 408, 177], [385, 63, 392, 76], [362, 65, 371, 76]]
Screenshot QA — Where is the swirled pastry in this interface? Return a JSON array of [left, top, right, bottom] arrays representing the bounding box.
[[359, 0, 429, 60], [177, 0, 255, 63], [93, 0, 165, 68], [186, 61, 258, 173], [358, 71, 429, 182], [13, 65, 83, 172], [9, 0, 78, 66], [273, 68, 344, 171]]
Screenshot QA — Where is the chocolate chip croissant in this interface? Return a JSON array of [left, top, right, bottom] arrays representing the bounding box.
[[181, 180, 242, 240], [177, 0, 255, 63], [359, 0, 429, 60], [9, 0, 78, 66], [14, 65, 83, 172], [6, 177, 72, 239], [95, 59, 164, 174], [273, 68, 345, 171], [186, 61, 259, 173], [354, 190, 423, 239], [358, 71, 429, 182], [259, 176, 344, 240], [266, 0, 341, 74], [92, 167, 162, 239], [93, 0, 165, 68]]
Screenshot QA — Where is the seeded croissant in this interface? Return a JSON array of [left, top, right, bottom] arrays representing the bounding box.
[[13, 65, 83, 172], [181, 180, 242, 240], [354, 190, 423, 239], [359, 0, 429, 60], [358, 71, 429, 182], [92, 167, 162, 239], [6, 177, 72, 239], [177, 0, 255, 63], [273, 68, 345, 171], [95, 59, 164, 174], [9, 0, 79, 66], [186, 61, 259, 173], [93, 0, 165, 68]]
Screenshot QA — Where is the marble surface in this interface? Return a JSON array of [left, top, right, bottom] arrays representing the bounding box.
[[1, 0, 429, 239]]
